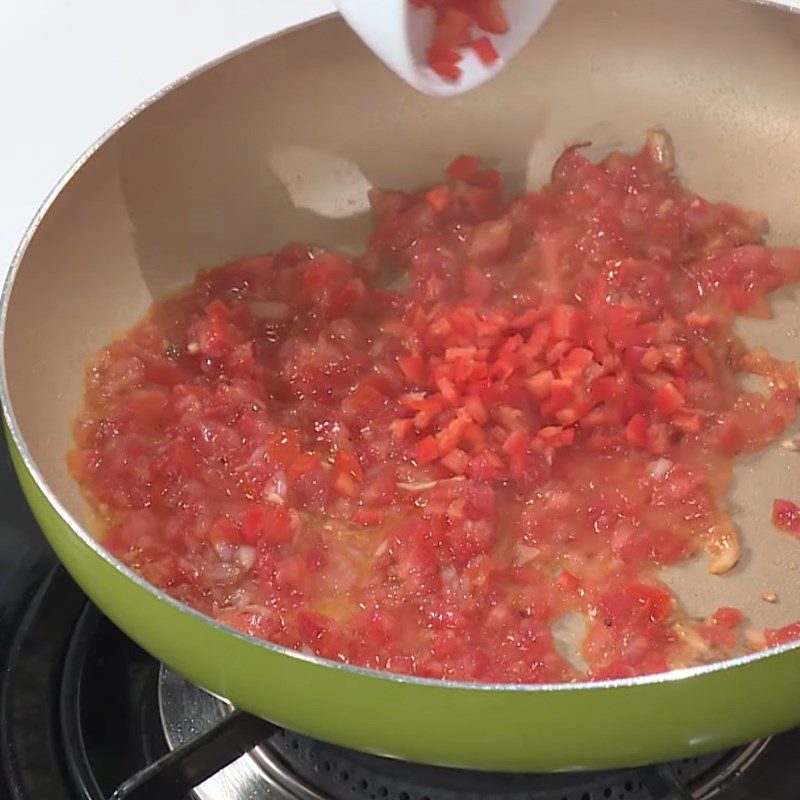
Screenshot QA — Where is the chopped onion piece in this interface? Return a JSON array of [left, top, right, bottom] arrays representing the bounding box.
[[646, 129, 674, 171], [213, 542, 236, 562], [516, 545, 540, 564], [208, 563, 240, 583], [707, 519, 741, 575], [374, 538, 390, 557], [236, 545, 258, 571], [397, 480, 439, 492], [648, 458, 673, 479]]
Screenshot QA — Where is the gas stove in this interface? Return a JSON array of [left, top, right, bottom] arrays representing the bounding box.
[[0, 434, 797, 800]]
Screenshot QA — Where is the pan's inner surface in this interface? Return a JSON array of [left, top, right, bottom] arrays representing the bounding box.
[[5, 0, 800, 672]]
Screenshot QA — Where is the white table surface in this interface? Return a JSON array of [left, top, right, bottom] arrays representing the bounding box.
[[2, 0, 799, 285], [0, 0, 333, 282]]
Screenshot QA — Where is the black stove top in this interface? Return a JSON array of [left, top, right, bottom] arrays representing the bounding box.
[[0, 433, 798, 800]]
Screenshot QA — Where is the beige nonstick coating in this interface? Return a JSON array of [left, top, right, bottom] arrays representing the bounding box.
[[4, 0, 800, 642]]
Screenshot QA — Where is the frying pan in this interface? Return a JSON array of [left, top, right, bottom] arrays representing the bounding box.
[[4, 0, 800, 774]]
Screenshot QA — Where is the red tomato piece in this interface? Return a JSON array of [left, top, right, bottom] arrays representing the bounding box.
[[425, 185, 451, 213], [334, 450, 363, 482], [446, 154, 481, 181], [470, 35, 499, 66], [472, 0, 509, 34], [766, 621, 800, 647], [71, 134, 800, 685], [773, 499, 800, 536], [625, 414, 649, 447], [652, 381, 685, 417], [412, 0, 510, 81], [416, 435, 439, 464]]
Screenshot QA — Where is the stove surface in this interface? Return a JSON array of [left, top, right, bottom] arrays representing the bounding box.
[[0, 432, 798, 800]]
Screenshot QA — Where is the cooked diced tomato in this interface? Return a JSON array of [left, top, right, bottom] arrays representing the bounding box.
[[556, 570, 580, 593], [425, 184, 451, 213], [773, 499, 800, 536], [266, 429, 302, 468], [240, 507, 265, 545], [766, 621, 800, 647], [72, 133, 800, 685], [446, 154, 481, 181], [210, 516, 240, 544], [625, 414, 648, 447]]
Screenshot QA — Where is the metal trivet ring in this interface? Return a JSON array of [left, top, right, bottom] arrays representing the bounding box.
[[157, 667, 768, 800]]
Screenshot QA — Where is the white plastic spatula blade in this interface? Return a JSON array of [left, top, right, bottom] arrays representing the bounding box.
[[335, 0, 559, 97]]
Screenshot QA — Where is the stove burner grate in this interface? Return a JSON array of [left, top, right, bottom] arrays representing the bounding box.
[[154, 668, 769, 800]]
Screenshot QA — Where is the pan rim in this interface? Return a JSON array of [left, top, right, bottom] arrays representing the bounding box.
[[2, 2, 800, 698]]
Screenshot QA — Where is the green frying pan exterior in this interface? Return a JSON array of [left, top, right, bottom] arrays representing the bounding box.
[[8, 433, 800, 771], [5, 0, 800, 772]]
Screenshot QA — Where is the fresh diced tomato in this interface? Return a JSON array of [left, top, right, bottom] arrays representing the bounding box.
[[441, 447, 470, 475], [547, 379, 575, 409], [470, 35, 499, 66], [559, 347, 594, 380], [346, 382, 384, 413], [551, 304, 581, 340], [467, 449, 504, 482], [472, 0, 509, 34], [590, 375, 618, 402], [416, 435, 439, 464], [652, 381, 685, 416], [671, 410, 703, 435], [389, 418, 414, 443], [434, 8, 472, 47], [399, 354, 426, 384], [537, 425, 575, 446], [463, 395, 488, 424], [526, 369, 554, 399], [502, 428, 528, 470]]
